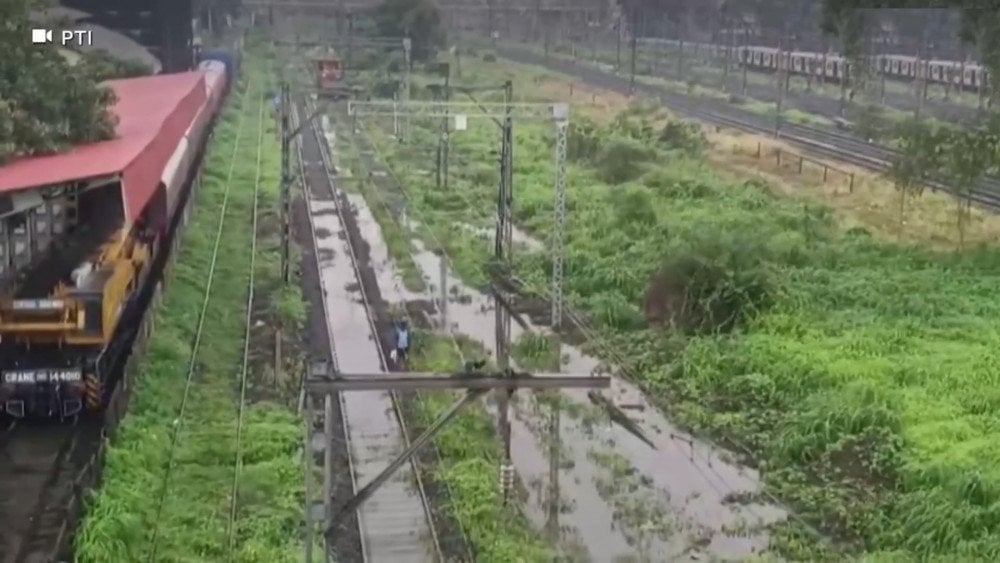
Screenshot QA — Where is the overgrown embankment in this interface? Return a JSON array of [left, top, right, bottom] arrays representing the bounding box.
[[75, 42, 306, 562], [354, 53, 1000, 560]]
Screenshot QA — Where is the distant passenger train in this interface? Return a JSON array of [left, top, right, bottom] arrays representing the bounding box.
[[638, 38, 990, 93]]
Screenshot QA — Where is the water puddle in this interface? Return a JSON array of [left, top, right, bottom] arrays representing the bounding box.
[[329, 119, 788, 561], [453, 222, 544, 253]]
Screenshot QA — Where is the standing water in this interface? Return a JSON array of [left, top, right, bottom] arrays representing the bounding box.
[[328, 121, 788, 562]]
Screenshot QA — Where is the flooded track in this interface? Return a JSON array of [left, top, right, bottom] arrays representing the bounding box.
[[0, 417, 101, 563], [340, 118, 788, 562], [296, 101, 442, 562]]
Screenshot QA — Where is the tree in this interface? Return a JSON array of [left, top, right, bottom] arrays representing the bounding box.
[[957, 4, 1000, 116], [0, 0, 116, 163], [883, 120, 942, 229], [939, 128, 999, 247], [370, 0, 445, 62], [77, 50, 154, 82], [820, 1, 868, 117], [821, 0, 1000, 115]]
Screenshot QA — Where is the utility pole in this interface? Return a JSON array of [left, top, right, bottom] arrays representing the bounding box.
[[915, 20, 928, 120], [346, 13, 354, 70], [495, 80, 515, 504], [280, 81, 291, 285], [402, 38, 411, 141], [628, 7, 637, 95], [437, 64, 452, 192], [775, 24, 787, 138], [615, 11, 622, 72], [277, 81, 292, 382], [741, 22, 749, 96], [487, 0, 495, 45]]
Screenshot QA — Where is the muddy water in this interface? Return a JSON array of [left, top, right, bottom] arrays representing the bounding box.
[[342, 191, 787, 562]]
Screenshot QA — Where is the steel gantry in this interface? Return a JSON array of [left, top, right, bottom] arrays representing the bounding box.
[[304, 368, 611, 561]]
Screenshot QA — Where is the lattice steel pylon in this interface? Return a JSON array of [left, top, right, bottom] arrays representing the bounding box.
[[348, 98, 570, 503]]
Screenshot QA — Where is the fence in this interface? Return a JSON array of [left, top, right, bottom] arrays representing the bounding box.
[[732, 140, 857, 193]]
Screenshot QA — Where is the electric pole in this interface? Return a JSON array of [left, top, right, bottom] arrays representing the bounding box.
[[628, 7, 637, 95], [280, 81, 291, 284], [615, 11, 622, 72], [438, 64, 452, 192], [278, 81, 291, 386], [775, 24, 787, 138]]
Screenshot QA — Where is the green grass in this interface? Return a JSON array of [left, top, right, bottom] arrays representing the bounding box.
[[353, 55, 1000, 560], [408, 334, 552, 562], [75, 40, 306, 562]]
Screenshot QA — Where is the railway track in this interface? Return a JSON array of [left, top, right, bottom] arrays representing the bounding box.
[[294, 99, 443, 562], [225, 76, 266, 557], [495, 45, 1000, 211], [144, 80, 266, 559], [0, 416, 102, 563]]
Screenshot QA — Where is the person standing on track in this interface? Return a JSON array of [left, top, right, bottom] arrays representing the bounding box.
[[392, 319, 411, 371]]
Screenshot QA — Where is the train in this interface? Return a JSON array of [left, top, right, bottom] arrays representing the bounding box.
[[316, 55, 346, 99], [0, 50, 239, 419], [638, 37, 990, 93]]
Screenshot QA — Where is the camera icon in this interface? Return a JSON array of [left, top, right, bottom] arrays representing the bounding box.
[[32, 29, 53, 44]]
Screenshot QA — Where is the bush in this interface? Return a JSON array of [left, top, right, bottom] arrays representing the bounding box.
[[372, 79, 401, 98], [643, 229, 779, 334], [566, 117, 602, 161], [657, 120, 706, 156], [593, 136, 657, 184]]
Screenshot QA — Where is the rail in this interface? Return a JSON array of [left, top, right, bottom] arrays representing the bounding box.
[[226, 88, 267, 556], [291, 100, 364, 562], [298, 98, 443, 562], [144, 79, 264, 561]]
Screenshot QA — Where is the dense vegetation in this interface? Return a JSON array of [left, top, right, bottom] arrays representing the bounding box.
[[76, 44, 306, 561], [357, 54, 1000, 559], [0, 0, 117, 162], [369, 0, 445, 62], [76, 50, 153, 82]]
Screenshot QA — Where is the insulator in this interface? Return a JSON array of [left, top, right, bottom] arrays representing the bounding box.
[[500, 463, 515, 496]]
